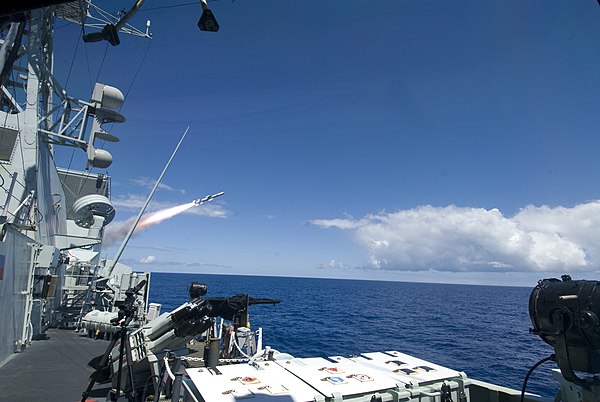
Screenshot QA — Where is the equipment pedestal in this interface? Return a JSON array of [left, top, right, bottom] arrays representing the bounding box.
[[552, 369, 600, 402]]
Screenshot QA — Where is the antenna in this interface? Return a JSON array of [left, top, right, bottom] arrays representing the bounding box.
[[82, 0, 150, 46], [107, 127, 190, 275]]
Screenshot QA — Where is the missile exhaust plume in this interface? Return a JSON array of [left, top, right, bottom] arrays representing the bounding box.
[[103, 203, 193, 247], [103, 192, 225, 247], [139, 192, 224, 227], [139, 202, 195, 227]]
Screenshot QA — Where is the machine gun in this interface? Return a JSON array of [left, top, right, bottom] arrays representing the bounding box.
[[207, 294, 280, 328], [140, 286, 279, 347], [85, 282, 280, 400]]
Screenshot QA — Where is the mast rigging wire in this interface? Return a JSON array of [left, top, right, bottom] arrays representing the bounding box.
[[122, 38, 152, 102], [63, 24, 84, 91], [139, 0, 220, 12], [93, 41, 109, 86]]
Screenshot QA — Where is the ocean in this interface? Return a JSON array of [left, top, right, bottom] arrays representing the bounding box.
[[148, 272, 558, 398]]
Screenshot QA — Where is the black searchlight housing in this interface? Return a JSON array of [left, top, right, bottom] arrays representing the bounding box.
[[529, 275, 600, 384]]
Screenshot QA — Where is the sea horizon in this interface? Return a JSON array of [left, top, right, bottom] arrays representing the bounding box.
[[141, 269, 544, 288], [148, 273, 557, 398]]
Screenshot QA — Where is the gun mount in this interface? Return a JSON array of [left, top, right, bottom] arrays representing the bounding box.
[[84, 282, 280, 400]]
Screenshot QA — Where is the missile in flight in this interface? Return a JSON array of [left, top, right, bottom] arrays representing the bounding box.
[[193, 191, 225, 206]]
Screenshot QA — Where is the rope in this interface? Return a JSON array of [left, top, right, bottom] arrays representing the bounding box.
[[161, 356, 201, 402], [163, 356, 175, 380], [230, 335, 251, 358]]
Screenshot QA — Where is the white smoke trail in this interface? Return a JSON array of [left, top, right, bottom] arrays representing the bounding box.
[[103, 202, 196, 247], [139, 202, 195, 226]]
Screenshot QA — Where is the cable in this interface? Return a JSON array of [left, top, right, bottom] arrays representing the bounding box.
[[82, 32, 94, 89], [140, 0, 220, 12], [64, 24, 84, 90], [140, 374, 160, 402], [141, 1, 197, 11], [123, 38, 152, 102], [94, 41, 110, 85], [520, 354, 555, 402]]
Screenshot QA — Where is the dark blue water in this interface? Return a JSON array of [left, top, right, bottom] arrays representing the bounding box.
[[148, 273, 558, 398]]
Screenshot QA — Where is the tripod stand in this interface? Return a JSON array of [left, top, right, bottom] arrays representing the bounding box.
[[82, 280, 146, 402]]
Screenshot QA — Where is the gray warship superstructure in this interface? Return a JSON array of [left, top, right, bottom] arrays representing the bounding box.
[[0, 2, 599, 402], [0, 0, 150, 365]]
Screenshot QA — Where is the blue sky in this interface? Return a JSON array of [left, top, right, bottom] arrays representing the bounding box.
[[53, 0, 600, 286]]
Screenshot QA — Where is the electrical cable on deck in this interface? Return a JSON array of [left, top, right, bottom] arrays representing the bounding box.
[[519, 354, 555, 402]]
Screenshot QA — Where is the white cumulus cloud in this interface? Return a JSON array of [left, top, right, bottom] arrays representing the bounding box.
[[310, 201, 600, 273], [140, 255, 156, 264], [130, 176, 186, 194]]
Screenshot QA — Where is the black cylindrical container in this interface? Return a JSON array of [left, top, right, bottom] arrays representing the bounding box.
[[203, 337, 220, 369]]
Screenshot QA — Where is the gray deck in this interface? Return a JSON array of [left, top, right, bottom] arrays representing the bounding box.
[[0, 329, 112, 401]]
